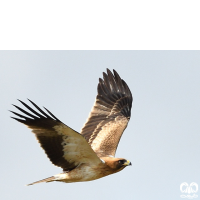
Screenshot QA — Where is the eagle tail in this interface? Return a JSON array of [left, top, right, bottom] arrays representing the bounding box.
[[26, 176, 55, 186]]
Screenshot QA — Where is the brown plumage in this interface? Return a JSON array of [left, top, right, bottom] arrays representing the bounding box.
[[10, 69, 133, 185]]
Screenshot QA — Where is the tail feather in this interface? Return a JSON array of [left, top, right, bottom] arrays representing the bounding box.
[[26, 176, 55, 186]]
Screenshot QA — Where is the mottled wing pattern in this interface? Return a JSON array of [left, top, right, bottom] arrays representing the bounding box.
[[81, 69, 133, 157], [10, 99, 101, 171]]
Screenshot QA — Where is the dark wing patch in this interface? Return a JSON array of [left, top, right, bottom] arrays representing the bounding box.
[[81, 69, 133, 157], [11, 100, 101, 171]]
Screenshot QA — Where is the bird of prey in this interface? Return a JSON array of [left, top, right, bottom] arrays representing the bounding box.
[[10, 69, 133, 186]]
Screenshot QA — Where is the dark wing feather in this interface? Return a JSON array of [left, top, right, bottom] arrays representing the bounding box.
[[81, 69, 133, 157], [11, 100, 101, 171]]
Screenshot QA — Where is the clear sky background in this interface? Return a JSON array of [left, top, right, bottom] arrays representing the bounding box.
[[0, 51, 199, 200]]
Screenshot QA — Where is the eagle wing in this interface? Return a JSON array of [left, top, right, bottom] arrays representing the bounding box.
[[10, 99, 102, 171], [81, 69, 133, 157]]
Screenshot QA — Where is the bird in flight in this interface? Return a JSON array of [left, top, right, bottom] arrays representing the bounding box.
[[10, 69, 133, 186]]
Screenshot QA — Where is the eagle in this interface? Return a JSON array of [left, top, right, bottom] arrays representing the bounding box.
[[10, 69, 133, 185]]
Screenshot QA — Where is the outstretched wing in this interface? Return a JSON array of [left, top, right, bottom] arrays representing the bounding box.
[[81, 69, 133, 157], [10, 99, 101, 171]]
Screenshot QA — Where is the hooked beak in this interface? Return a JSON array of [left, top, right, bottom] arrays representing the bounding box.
[[123, 160, 132, 166]]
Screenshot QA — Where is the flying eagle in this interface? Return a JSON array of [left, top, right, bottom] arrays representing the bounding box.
[[10, 69, 133, 185]]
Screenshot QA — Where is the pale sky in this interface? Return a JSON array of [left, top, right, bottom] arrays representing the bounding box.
[[0, 51, 199, 200]]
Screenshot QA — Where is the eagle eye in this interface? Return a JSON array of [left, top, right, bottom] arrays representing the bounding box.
[[118, 160, 124, 165]]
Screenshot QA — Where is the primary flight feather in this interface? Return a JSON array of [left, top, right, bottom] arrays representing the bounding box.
[[10, 69, 133, 185]]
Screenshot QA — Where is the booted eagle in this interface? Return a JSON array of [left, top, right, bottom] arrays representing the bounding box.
[[10, 69, 133, 185]]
